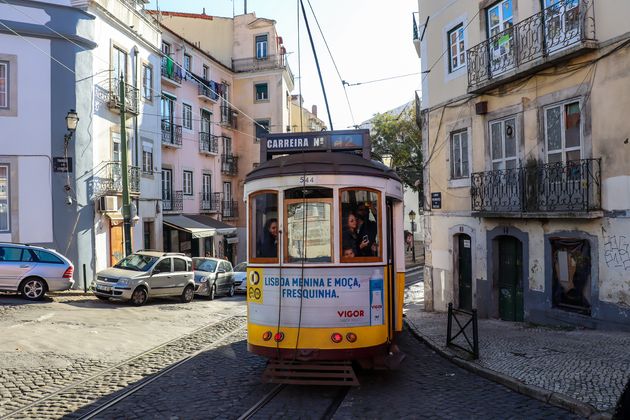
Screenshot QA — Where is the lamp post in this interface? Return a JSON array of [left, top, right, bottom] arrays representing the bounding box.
[[409, 210, 416, 263], [63, 110, 79, 205]]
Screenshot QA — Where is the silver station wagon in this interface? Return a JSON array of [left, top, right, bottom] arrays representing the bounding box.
[[93, 251, 195, 306], [0, 243, 75, 300]]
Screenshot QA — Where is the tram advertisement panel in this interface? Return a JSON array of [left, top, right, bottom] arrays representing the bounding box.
[[247, 267, 384, 328]]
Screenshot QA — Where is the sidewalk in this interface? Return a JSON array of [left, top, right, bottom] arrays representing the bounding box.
[[403, 280, 630, 418]]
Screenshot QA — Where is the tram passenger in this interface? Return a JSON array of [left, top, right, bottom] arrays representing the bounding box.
[[342, 212, 373, 257], [356, 203, 378, 256], [259, 218, 278, 258], [342, 246, 356, 258]]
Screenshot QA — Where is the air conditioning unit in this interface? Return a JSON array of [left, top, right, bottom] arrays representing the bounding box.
[[99, 195, 120, 213]]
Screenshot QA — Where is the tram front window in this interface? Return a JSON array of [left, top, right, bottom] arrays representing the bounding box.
[[285, 201, 332, 263], [250, 192, 278, 261], [340, 189, 381, 261]]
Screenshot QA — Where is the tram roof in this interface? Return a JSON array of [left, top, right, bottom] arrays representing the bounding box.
[[245, 152, 401, 183]]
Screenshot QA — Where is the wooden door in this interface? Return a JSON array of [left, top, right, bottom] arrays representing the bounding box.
[[458, 234, 473, 311], [110, 223, 124, 266], [498, 236, 524, 321]]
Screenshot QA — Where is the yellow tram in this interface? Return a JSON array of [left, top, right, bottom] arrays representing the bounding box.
[[244, 130, 405, 377]]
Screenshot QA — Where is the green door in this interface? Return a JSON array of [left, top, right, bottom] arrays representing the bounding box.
[[458, 235, 473, 311], [498, 236, 524, 322]]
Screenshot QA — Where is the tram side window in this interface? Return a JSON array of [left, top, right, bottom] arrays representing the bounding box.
[[251, 192, 278, 260], [285, 201, 332, 263], [340, 189, 380, 261]]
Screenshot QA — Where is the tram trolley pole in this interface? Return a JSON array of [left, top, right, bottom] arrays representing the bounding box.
[[446, 302, 479, 359]]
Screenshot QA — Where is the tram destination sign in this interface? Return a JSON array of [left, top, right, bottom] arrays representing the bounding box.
[[260, 129, 371, 162]]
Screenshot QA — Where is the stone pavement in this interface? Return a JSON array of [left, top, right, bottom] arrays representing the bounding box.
[[403, 280, 630, 418]]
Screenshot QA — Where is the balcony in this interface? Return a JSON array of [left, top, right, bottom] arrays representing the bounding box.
[[108, 77, 139, 115], [161, 119, 182, 148], [199, 133, 219, 154], [220, 105, 238, 129], [466, 0, 596, 93], [198, 83, 219, 102], [221, 154, 238, 176], [222, 200, 238, 219], [471, 158, 601, 217], [412, 12, 421, 57], [161, 57, 182, 86], [93, 161, 140, 197], [163, 190, 183, 213], [200, 192, 221, 213]]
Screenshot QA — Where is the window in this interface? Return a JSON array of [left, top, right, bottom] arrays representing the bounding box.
[[202, 173, 212, 200], [183, 103, 192, 129], [285, 196, 333, 264], [0, 246, 30, 262], [142, 142, 153, 174], [143, 221, 153, 250], [545, 101, 581, 163], [551, 238, 591, 314], [0, 165, 8, 232], [173, 257, 187, 272], [255, 83, 268, 101], [255, 35, 268, 59], [162, 168, 172, 201], [448, 24, 466, 72], [255, 119, 270, 143], [161, 42, 171, 56], [142, 64, 152, 101], [490, 117, 518, 170], [487, 0, 514, 75], [112, 46, 127, 81], [0, 61, 7, 108], [161, 94, 175, 123], [450, 130, 469, 179], [340, 189, 381, 261], [250, 191, 278, 261], [154, 258, 172, 273], [33, 250, 62, 264], [183, 54, 191, 72], [183, 170, 193, 195], [202, 65, 208, 80]]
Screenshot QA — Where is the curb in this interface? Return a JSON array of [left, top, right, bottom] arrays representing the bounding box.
[[403, 318, 612, 420]]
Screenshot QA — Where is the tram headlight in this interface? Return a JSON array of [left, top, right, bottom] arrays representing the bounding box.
[[346, 332, 357, 343], [274, 332, 285, 342], [331, 332, 343, 343], [262, 331, 272, 341]]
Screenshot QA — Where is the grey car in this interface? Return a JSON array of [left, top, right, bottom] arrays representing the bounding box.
[[193, 258, 234, 300], [233, 262, 247, 294], [93, 251, 195, 306], [0, 243, 75, 300]]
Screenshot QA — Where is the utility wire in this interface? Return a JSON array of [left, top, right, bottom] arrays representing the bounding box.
[[344, 72, 421, 87]]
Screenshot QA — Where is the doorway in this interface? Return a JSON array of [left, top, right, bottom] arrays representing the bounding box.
[[457, 234, 473, 311], [497, 236, 524, 321]]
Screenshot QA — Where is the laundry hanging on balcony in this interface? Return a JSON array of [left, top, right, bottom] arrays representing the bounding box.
[[165, 56, 174, 78]]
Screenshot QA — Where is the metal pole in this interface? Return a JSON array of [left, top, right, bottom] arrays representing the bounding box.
[[472, 308, 479, 359], [411, 221, 416, 263], [119, 77, 132, 257], [83, 263, 87, 293], [446, 302, 453, 347]]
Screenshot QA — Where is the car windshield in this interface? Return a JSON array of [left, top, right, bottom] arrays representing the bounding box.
[[234, 262, 247, 272], [114, 254, 158, 271], [193, 258, 218, 273]]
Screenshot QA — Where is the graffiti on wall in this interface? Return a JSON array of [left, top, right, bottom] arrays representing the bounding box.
[[603, 234, 630, 271]]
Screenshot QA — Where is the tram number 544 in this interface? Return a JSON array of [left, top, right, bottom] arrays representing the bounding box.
[[298, 175, 315, 184]]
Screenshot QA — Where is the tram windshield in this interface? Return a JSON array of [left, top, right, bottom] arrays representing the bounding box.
[[340, 189, 381, 262], [250, 192, 278, 261], [285, 200, 332, 263]]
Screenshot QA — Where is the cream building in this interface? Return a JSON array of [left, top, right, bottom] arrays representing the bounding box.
[[290, 95, 326, 132], [416, 0, 630, 330], [150, 10, 294, 263]]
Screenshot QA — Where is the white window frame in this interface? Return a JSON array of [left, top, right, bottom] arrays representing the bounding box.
[[447, 23, 466, 73], [0, 61, 8, 109], [183, 53, 192, 72], [543, 99, 582, 163], [202, 173, 212, 199], [202, 64, 208, 80], [255, 34, 268, 59], [0, 164, 9, 232], [162, 168, 172, 200], [450, 129, 470, 180], [255, 83, 268, 101], [142, 64, 153, 101], [183, 170, 193, 196], [182, 103, 192, 130], [489, 116, 519, 170], [142, 141, 153, 174]]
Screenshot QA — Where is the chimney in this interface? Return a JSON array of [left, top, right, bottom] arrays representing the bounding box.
[[311, 105, 317, 116], [202, 7, 205, 15], [244, 0, 247, 14]]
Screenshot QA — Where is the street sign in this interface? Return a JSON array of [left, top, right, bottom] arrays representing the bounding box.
[[53, 157, 73, 173], [431, 192, 442, 209]]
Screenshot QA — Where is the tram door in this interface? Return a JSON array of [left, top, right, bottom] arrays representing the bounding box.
[[386, 198, 395, 339]]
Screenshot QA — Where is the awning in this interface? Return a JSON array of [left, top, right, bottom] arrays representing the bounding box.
[[163, 214, 237, 239]]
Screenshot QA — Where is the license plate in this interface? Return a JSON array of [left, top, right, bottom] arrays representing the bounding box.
[[97, 285, 111, 292]]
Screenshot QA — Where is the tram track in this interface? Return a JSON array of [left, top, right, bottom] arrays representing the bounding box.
[[1, 311, 246, 420]]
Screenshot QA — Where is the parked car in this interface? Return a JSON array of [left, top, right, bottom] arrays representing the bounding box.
[[0, 243, 75, 300], [93, 251, 195, 306], [233, 262, 247, 294], [192, 257, 234, 299]]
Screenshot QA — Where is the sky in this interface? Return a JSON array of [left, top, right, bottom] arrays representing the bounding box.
[[147, 0, 421, 130]]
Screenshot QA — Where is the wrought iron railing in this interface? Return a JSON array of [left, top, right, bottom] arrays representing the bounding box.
[[471, 158, 601, 214], [222, 200, 238, 219], [221, 154, 238, 175], [232, 54, 287, 72], [108, 77, 139, 115], [200, 192, 221, 213], [198, 83, 219, 101], [161, 119, 182, 147], [467, 0, 595, 90], [220, 105, 237, 128], [199, 133, 219, 154], [161, 57, 182, 84], [93, 161, 140, 197], [162, 190, 183, 213]]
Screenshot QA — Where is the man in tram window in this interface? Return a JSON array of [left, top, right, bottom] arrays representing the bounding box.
[[258, 218, 278, 258], [356, 203, 378, 256]]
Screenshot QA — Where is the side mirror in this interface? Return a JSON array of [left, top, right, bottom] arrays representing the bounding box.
[[217, 269, 226, 274]]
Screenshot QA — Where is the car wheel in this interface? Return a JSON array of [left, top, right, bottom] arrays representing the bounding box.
[[131, 287, 148, 306], [181, 285, 194, 303], [21, 277, 47, 301], [208, 282, 216, 301], [228, 284, 235, 297]]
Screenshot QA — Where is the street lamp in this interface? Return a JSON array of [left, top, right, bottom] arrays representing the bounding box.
[[63, 109, 79, 206], [408, 210, 416, 263]]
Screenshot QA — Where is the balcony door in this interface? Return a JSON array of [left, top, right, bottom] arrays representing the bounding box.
[[489, 117, 521, 211], [201, 109, 211, 135], [543, 0, 580, 54], [202, 174, 211, 201], [162, 168, 172, 209], [112, 46, 127, 82], [487, 0, 514, 77], [223, 182, 232, 217]]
